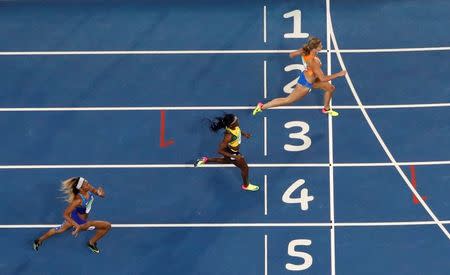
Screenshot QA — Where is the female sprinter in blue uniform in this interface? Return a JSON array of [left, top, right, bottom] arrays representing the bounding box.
[[194, 113, 259, 191], [33, 177, 111, 253], [253, 36, 347, 116]]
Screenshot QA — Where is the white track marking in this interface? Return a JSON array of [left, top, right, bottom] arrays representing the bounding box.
[[0, 102, 449, 112], [264, 234, 268, 275], [326, 1, 336, 274], [0, 47, 449, 56], [0, 163, 328, 169], [264, 116, 268, 156], [2, 220, 450, 229], [328, 16, 450, 239], [334, 47, 450, 53], [264, 60, 268, 98], [263, 6, 267, 43], [336, 161, 450, 167], [0, 160, 449, 169], [264, 175, 268, 215]]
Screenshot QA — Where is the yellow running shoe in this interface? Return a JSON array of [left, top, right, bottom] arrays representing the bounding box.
[[242, 183, 259, 191], [322, 108, 339, 117], [252, 102, 264, 116], [194, 157, 208, 167]]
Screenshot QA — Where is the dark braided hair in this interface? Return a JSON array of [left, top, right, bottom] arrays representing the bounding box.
[[208, 113, 236, 132]]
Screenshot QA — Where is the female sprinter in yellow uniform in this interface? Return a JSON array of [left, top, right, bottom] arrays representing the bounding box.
[[253, 36, 347, 116], [33, 177, 111, 253], [195, 114, 259, 191]]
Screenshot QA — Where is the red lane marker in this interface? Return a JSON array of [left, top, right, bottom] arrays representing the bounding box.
[[409, 165, 427, 204], [160, 110, 175, 148]]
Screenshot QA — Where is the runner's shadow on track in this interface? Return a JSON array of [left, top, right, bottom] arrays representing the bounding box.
[[183, 116, 226, 165]]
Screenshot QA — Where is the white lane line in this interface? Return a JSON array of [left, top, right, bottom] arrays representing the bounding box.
[[263, 6, 267, 43], [264, 175, 268, 216], [0, 50, 293, 56], [335, 47, 450, 53], [0, 160, 449, 169], [329, 17, 450, 240], [361, 103, 450, 109], [1, 102, 449, 112], [264, 234, 268, 275], [2, 220, 450, 229], [264, 60, 268, 99], [336, 161, 450, 167], [326, 1, 336, 273], [0, 163, 327, 169], [264, 116, 268, 156], [0, 47, 449, 56]]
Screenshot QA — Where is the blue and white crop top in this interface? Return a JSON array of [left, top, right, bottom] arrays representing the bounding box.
[[75, 191, 94, 214]]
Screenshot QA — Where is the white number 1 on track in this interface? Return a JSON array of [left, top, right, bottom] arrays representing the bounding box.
[[283, 10, 309, 39]]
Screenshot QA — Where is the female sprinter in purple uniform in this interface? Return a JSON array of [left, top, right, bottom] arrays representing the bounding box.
[[33, 177, 111, 253]]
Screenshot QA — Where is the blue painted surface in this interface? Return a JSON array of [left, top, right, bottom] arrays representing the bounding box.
[[331, 0, 450, 48], [336, 226, 450, 275], [0, 1, 449, 274]]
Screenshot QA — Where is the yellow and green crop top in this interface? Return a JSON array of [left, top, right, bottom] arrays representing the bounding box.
[[225, 126, 241, 148]]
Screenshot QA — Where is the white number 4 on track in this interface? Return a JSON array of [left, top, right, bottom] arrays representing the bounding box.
[[282, 179, 314, 211]]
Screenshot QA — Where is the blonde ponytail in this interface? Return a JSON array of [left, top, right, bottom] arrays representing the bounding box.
[[60, 177, 79, 203]]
